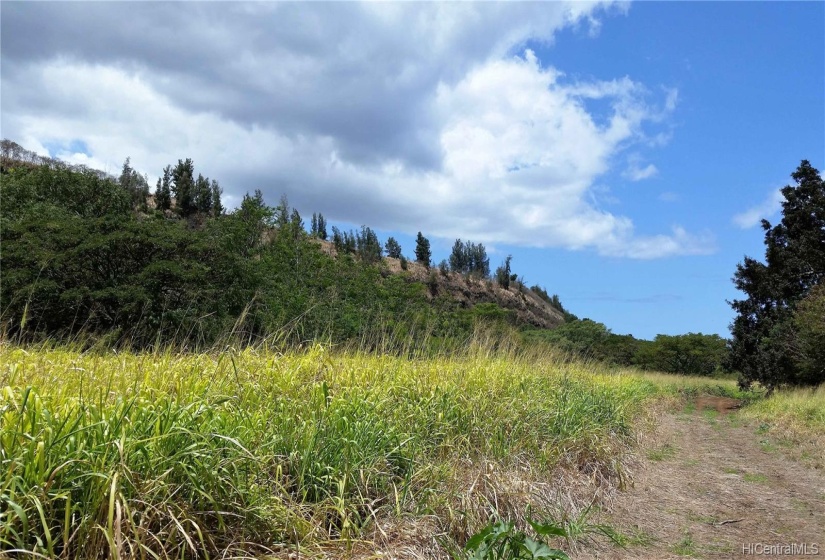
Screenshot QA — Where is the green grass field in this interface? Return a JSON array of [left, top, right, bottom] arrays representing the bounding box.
[[0, 341, 818, 558]]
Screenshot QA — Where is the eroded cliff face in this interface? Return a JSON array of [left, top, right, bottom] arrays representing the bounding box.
[[382, 257, 566, 330]]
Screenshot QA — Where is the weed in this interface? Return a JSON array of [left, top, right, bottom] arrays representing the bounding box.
[[743, 473, 769, 484], [452, 518, 569, 560], [671, 531, 698, 556], [607, 525, 656, 547], [647, 443, 677, 461]]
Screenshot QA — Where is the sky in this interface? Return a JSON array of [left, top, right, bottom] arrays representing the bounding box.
[[2, 1, 823, 340]]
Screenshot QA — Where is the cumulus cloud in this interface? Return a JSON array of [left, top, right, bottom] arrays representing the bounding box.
[[732, 189, 784, 229], [1, 1, 710, 259]]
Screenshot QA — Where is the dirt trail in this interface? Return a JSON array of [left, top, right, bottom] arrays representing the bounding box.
[[580, 401, 825, 560]]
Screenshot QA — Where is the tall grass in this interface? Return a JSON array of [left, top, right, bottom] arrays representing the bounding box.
[[1, 340, 662, 558], [740, 384, 825, 467]]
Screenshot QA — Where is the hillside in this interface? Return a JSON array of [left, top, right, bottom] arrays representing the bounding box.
[[314, 238, 566, 330], [0, 142, 568, 348]]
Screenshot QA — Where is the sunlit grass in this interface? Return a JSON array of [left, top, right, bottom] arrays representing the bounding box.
[[4, 338, 817, 558], [740, 384, 825, 467], [1, 341, 657, 558]]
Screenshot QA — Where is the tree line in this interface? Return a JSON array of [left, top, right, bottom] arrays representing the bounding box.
[[0, 146, 536, 350], [4, 142, 818, 386]]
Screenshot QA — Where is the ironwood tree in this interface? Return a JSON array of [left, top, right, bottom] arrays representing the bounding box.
[[727, 160, 825, 390]]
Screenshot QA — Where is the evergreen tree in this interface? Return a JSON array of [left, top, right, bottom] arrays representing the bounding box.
[[155, 165, 172, 211], [317, 213, 328, 240], [728, 160, 825, 390], [171, 158, 196, 217], [415, 232, 431, 268], [211, 179, 223, 216], [119, 157, 134, 190], [385, 236, 402, 259], [449, 239, 466, 273], [119, 157, 150, 211], [275, 194, 290, 229], [331, 226, 344, 252], [311, 213, 319, 237], [289, 208, 304, 240], [449, 239, 490, 277], [356, 225, 382, 264], [195, 173, 212, 214], [467, 242, 490, 277], [495, 255, 512, 289]]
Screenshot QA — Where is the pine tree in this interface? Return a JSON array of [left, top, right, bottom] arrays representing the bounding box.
[[195, 173, 212, 214], [356, 225, 382, 264], [289, 208, 304, 240], [171, 158, 196, 217], [496, 255, 512, 289], [385, 236, 402, 259], [275, 194, 290, 228], [311, 213, 319, 237], [415, 232, 431, 268], [449, 239, 466, 273], [119, 157, 133, 190], [211, 179, 223, 216], [155, 165, 173, 211], [317, 213, 328, 240], [331, 226, 344, 252], [728, 160, 825, 390]]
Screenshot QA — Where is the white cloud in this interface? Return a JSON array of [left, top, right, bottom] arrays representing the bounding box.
[[1, 1, 709, 259], [623, 153, 659, 181], [732, 189, 784, 229]]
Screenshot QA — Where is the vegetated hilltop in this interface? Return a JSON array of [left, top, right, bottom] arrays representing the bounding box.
[[0, 139, 567, 349], [325, 240, 566, 330]]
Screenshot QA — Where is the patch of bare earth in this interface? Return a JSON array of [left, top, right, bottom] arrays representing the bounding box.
[[579, 400, 825, 560]]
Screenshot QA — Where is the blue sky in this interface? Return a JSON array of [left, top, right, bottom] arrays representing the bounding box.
[[2, 1, 823, 339]]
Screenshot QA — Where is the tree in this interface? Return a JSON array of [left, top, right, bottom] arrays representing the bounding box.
[[331, 226, 344, 253], [415, 232, 431, 268], [275, 194, 290, 229], [311, 213, 319, 237], [155, 165, 172, 211], [171, 158, 196, 217], [385, 236, 402, 259], [635, 333, 727, 376], [289, 208, 304, 240], [496, 255, 512, 289], [211, 179, 224, 216], [195, 173, 212, 214], [317, 213, 328, 241], [728, 160, 825, 390], [449, 239, 490, 277], [356, 225, 382, 264], [449, 239, 466, 272], [792, 284, 825, 385], [119, 157, 150, 211]]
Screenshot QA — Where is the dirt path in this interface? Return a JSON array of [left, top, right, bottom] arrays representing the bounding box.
[[580, 401, 825, 559]]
